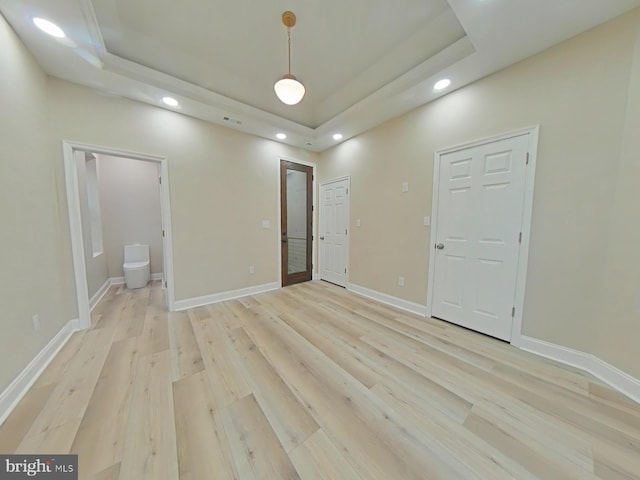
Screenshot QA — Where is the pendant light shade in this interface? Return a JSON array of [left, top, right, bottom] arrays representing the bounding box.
[[274, 74, 306, 105], [275, 11, 305, 105]]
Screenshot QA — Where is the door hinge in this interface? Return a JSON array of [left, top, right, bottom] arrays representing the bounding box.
[[164, 280, 167, 288], [312, 205, 314, 211], [312, 174, 314, 181], [518, 232, 522, 243], [512, 307, 516, 317], [526, 152, 530, 165], [346, 188, 349, 194], [162, 230, 165, 237], [159, 176, 162, 184], [312, 235, 314, 241], [345, 228, 348, 235], [344, 267, 347, 274]]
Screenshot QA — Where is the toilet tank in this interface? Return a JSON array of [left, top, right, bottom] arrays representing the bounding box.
[[124, 244, 149, 263]]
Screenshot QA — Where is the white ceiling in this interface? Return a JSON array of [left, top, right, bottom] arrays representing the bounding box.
[[2, 0, 640, 151]]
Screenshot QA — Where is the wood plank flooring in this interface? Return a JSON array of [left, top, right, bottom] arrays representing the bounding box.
[[1, 280, 639, 479]]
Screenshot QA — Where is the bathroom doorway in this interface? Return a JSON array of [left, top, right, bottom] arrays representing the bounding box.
[[63, 142, 175, 330]]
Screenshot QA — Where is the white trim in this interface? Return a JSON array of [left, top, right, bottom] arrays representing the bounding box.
[[0, 319, 80, 426], [319, 176, 351, 287], [89, 279, 111, 311], [348, 283, 428, 317], [427, 126, 539, 345], [63, 141, 177, 330], [519, 336, 640, 405], [277, 155, 317, 285], [173, 282, 280, 311]]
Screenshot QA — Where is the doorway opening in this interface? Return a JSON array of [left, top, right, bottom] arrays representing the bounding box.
[[280, 159, 314, 287], [63, 142, 175, 330]]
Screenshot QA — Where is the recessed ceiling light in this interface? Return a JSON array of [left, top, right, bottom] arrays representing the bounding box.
[[162, 96, 179, 107], [276, 133, 287, 140], [434, 78, 451, 91], [33, 17, 66, 38], [333, 133, 343, 141]]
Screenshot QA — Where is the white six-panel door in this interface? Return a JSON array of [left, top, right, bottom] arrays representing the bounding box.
[[431, 133, 531, 341], [319, 178, 350, 287]]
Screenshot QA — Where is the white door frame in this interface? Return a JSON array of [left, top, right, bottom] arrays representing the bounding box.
[[63, 141, 176, 329], [277, 155, 317, 285], [319, 176, 351, 286], [426, 126, 539, 345]]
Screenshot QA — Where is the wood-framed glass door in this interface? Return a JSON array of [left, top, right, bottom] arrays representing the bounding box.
[[280, 160, 313, 286]]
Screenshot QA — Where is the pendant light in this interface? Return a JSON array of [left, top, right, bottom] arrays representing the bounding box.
[[274, 11, 305, 105]]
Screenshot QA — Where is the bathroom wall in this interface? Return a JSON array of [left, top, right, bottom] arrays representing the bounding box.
[[97, 155, 163, 278], [76, 152, 108, 298]]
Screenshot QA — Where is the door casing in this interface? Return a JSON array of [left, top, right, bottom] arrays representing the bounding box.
[[426, 126, 539, 346], [63, 141, 176, 329]]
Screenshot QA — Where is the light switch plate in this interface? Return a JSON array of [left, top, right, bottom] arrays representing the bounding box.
[[356, 219, 361, 227], [424, 216, 430, 226], [402, 182, 409, 193], [262, 220, 270, 229]]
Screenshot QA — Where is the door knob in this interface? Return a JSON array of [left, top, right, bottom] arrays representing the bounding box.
[[436, 243, 445, 250], [320, 236, 325, 240]]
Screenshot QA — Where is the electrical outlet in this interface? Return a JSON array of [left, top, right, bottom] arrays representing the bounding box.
[[356, 219, 361, 227], [398, 276, 405, 287], [424, 216, 431, 226], [249, 266, 255, 274], [262, 220, 270, 229], [32, 314, 40, 332]]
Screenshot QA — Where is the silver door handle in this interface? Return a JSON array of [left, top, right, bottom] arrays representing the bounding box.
[[320, 236, 325, 240], [436, 243, 444, 250]]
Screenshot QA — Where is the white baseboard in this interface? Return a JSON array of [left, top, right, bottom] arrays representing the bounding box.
[[519, 336, 640, 405], [173, 282, 280, 311], [0, 319, 80, 426], [312, 272, 320, 281], [347, 283, 428, 316], [89, 279, 111, 311], [109, 273, 163, 286]]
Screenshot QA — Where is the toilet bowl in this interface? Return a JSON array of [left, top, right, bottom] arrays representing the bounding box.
[[123, 244, 150, 289]]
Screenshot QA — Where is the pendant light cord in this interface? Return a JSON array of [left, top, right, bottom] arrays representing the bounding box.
[[287, 28, 292, 75]]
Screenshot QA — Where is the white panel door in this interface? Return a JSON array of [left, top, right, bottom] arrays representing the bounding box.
[[319, 178, 350, 287], [432, 134, 530, 341]]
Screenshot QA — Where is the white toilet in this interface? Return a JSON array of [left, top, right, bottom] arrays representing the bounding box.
[[123, 244, 150, 289]]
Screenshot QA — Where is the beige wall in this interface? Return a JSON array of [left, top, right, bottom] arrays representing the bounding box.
[[594, 17, 640, 377], [97, 155, 163, 278], [77, 152, 109, 298], [318, 9, 640, 377], [45, 81, 316, 300], [0, 15, 77, 392]]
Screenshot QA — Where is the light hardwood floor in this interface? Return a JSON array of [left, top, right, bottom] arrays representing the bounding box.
[[1, 280, 639, 479]]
